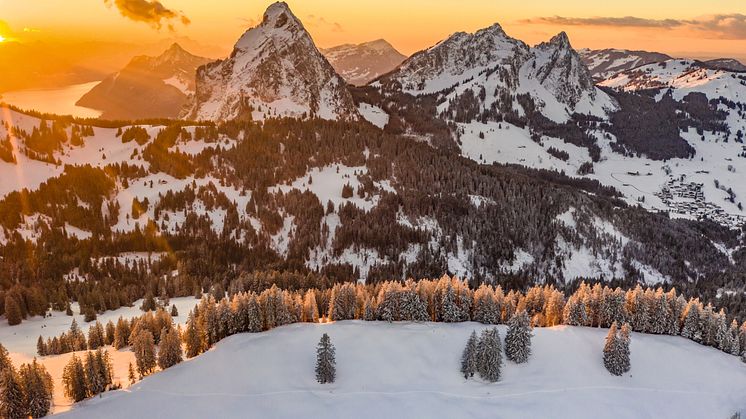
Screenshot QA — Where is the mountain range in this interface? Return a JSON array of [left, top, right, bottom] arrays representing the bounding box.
[[1, 1, 746, 304]]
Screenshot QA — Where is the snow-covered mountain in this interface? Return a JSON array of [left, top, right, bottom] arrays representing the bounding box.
[[579, 48, 672, 81], [76, 43, 210, 120], [321, 39, 407, 86], [377, 25, 615, 122], [183, 2, 359, 122]]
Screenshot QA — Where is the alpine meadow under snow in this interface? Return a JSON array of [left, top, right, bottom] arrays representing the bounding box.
[[3, 0, 746, 418]]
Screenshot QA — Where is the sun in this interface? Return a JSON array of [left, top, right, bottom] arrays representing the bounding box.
[[0, 35, 6, 43]]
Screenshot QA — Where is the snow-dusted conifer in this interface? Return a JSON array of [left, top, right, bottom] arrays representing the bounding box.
[[460, 330, 478, 379], [680, 300, 701, 341], [505, 311, 532, 363], [0, 367, 24, 419], [158, 327, 183, 370], [603, 322, 631, 376], [477, 328, 503, 382], [441, 285, 462, 323], [315, 333, 336, 384]]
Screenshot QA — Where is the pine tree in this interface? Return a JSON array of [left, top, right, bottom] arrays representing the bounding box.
[[0, 343, 10, 371], [158, 327, 183, 370], [132, 329, 156, 377], [680, 301, 701, 342], [36, 336, 46, 356], [84, 350, 105, 396], [441, 285, 462, 323], [0, 367, 25, 419], [729, 320, 741, 356], [460, 330, 478, 379], [4, 295, 22, 326], [18, 359, 53, 418], [128, 362, 136, 384], [477, 328, 503, 382], [315, 333, 336, 384], [603, 322, 631, 376], [183, 311, 205, 358], [171, 304, 179, 317], [62, 354, 88, 402], [505, 311, 532, 364]]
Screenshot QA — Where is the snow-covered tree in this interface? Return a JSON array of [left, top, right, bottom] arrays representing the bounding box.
[[505, 311, 532, 364], [158, 327, 183, 370], [473, 285, 500, 324], [563, 296, 588, 326], [315, 333, 336, 384], [0, 367, 25, 419], [18, 359, 53, 418], [441, 285, 462, 323], [329, 283, 357, 321], [477, 328, 503, 382], [460, 330, 478, 379], [132, 329, 156, 377], [62, 354, 88, 402], [603, 322, 631, 376], [680, 300, 702, 342]]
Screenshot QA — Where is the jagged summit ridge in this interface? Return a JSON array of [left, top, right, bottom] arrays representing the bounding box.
[[378, 25, 615, 122], [183, 2, 358, 122]]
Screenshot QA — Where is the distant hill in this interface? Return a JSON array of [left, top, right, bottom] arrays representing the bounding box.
[[76, 43, 210, 120]]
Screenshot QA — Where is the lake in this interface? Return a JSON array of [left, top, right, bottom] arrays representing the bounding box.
[[0, 81, 103, 118]]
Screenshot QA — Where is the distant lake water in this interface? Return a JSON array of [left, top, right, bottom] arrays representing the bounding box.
[[0, 81, 103, 118]]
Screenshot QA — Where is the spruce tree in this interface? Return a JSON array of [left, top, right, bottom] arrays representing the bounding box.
[[158, 327, 183, 370], [128, 362, 136, 384], [460, 330, 478, 379], [505, 311, 532, 364], [62, 354, 88, 402], [5, 295, 22, 326], [603, 322, 631, 376], [315, 333, 336, 384], [19, 359, 53, 419], [477, 328, 503, 382], [183, 311, 205, 358], [132, 329, 156, 377], [0, 367, 25, 419]]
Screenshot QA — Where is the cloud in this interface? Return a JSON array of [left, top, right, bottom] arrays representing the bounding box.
[[305, 14, 344, 33], [522, 14, 746, 39], [522, 16, 682, 29], [103, 0, 189, 30]]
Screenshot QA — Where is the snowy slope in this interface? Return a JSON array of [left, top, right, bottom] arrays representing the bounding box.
[[56, 321, 746, 419], [579, 48, 672, 80], [183, 2, 358, 122], [322, 39, 407, 86]]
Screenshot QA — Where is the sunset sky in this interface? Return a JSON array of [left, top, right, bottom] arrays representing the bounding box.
[[2, 0, 746, 59]]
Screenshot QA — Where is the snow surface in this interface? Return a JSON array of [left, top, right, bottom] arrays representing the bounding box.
[[53, 321, 746, 419], [358, 103, 389, 129]]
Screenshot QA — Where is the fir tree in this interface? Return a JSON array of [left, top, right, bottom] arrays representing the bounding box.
[[128, 362, 136, 384], [183, 311, 205, 358], [441, 285, 462, 323], [4, 296, 22, 326], [603, 322, 631, 376], [18, 359, 53, 418], [170, 304, 179, 317], [62, 354, 88, 402], [505, 311, 532, 364], [460, 330, 478, 379], [36, 336, 46, 356], [158, 327, 183, 370], [477, 328, 503, 382], [0, 367, 25, 419], [315, 333, 336, 384], [132, 329, 156, 377]]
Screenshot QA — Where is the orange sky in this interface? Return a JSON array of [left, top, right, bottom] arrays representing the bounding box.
[[2, 0, 746, 59]]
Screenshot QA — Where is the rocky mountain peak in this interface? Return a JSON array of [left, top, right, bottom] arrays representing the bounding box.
[[183, 2, 358, 122]]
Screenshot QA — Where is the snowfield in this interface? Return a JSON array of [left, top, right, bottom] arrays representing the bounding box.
[[51, 321, 746, 419]]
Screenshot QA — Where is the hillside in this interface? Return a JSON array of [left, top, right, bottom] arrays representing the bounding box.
[[54, 321, 746, 419], [76, 43, 210, 120]]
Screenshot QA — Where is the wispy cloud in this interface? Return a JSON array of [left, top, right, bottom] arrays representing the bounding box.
[[305, 14, 344, 33], [523, 14, 746, 39], [103, 0, 190, 30]]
